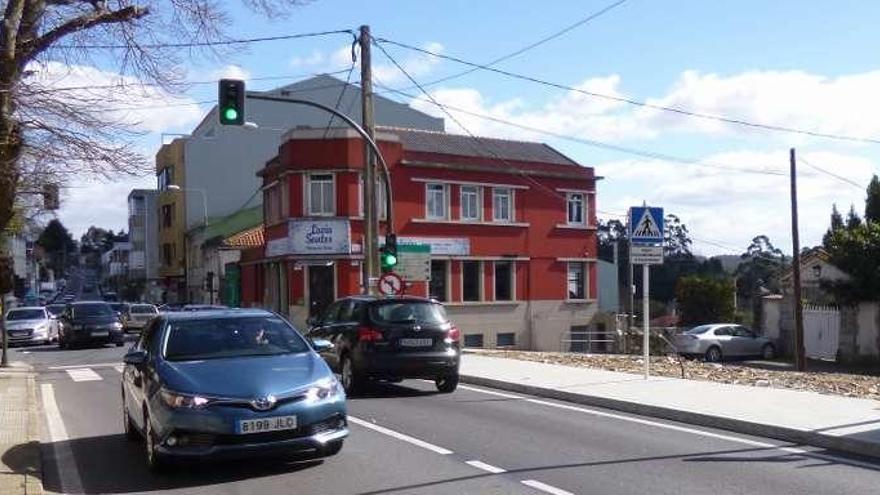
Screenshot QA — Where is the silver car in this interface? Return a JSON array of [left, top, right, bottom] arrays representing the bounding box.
[[4, 306, 59, 345], [122, 303, 158, 332], [673, 324, 775, 362]]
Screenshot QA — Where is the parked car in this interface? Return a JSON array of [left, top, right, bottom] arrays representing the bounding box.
[[674, 324, 775, 362], [3, 306, 58, 345], [109, 302, 129, 316], [45, 304, 66, 318], [58, 301, 125, 349], [121, 309, 347, 471], [306, 296, 461, 394], [157, 303, 184, 313], [122, 304, 159, 332]]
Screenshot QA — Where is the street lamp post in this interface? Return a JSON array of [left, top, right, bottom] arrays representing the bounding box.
[[167, 185, 208, 303]]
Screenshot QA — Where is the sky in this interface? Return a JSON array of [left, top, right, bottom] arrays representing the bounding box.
[[45, 0, 880, 256]]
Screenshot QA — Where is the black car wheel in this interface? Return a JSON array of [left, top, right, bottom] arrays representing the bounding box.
[[115, 341, 124, 347], [340, 356, 363, 395], [144, 415, 167, 472], [705, 346, 723, 363], [321, 440, 344, 457], [58, 338, 67, 350], [435, 374, 459, 393]]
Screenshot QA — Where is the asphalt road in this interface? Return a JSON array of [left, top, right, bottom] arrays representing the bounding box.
[[8, 339, 880, 495]]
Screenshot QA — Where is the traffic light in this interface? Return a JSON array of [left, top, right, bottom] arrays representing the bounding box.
[[380, 234, 398, 272], [218, 79, 245, 125]]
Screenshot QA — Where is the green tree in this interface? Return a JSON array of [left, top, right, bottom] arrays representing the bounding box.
[[823, 204, 844, 247], [846, 204, 863, 230], [663, 214, 693, 257], [676, 275, 736, 326], [824, 222, 880, 302], [36, 219, 76, 273], [866, 175, 880, 224]]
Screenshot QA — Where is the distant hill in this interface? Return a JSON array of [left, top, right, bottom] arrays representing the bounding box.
[[713, 254, 743, 273]]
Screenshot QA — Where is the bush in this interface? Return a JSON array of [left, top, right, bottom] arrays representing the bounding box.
[[676, 275, 735, 326]]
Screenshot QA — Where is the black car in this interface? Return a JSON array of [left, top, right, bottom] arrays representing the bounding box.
[[58, 301, 125, 349], [306, 296, 461, 394]]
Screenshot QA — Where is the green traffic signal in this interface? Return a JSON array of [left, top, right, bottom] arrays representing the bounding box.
[[381, 252, 398, 269], [223, 107, 239, 122], [218, 79, 245, 125]]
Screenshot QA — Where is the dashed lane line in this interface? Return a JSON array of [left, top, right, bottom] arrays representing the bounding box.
[[348, 415, 453, 455], [521, 479, 575, 495], [465, 460, 507, 474]]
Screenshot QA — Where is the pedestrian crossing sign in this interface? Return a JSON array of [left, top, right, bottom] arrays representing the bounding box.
[[629, 206, 664, 244]]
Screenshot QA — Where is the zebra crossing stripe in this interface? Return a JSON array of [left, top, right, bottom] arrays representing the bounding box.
[[66, 368, 102, 382], [114, 365, 124, 373]]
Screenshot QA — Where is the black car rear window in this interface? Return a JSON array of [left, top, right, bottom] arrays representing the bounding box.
[[73, 304, 115, 318], [46, 305, 65, 316], [370, 302, 448, 325], [164, 317, 310, 361]]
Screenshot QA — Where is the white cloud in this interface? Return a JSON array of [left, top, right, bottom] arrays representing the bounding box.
[[409, 69, 880, 144], [596, 150, 878, 256], [29, 61, 204, 133], [289, 50, 326, 68], [285, 42, 446, 84], [210, 64, 251, 81]]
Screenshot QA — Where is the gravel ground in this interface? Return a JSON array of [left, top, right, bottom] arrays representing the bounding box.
[[470, 349, 880, 401]]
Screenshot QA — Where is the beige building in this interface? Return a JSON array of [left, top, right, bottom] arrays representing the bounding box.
[[156, 138, 188, 302]]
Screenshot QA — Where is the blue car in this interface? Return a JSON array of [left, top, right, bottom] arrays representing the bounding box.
[[121, 309, 347, 470]]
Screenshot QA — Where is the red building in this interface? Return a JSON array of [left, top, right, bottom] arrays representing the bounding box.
[[240, 127, 600, 351]]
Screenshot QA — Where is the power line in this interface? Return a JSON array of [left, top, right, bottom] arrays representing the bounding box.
[[323, 41, 359, 138], [798, 156, 864, 190], [20, 68, 353, 95], [386, 0, 629, 92], [373, 81, 790, 177], [374, 37, 880, 145], [56, 29, 354, 50], [372, 38, 571, 203]]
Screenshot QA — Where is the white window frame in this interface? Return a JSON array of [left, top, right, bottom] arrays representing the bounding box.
[[425, 183, 448, 220], [460, 185, 481, 222], [492, 187, 513, 223], [566, 192, 586, 226], [306, 173, 335, 217], [460, 260, 484, 302], [493, 260, 516, 301], [566, 262, 587, 301]]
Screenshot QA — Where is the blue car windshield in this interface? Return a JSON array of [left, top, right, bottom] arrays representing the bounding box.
[[164, 317, 310, 361]]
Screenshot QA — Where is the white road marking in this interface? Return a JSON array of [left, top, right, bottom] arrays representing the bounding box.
[[465, 460, 506, 474], [49, 362, 120, 370], [348, 416, 453, 455], [41, 383, 84, 494], [113, 365, 124, 373], [460, 384, 880, 470], [65, 368, 102, 382], [521, 479, 574, 495]]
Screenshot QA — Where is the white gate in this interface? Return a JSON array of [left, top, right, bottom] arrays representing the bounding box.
[[803, 304, 840, 360]]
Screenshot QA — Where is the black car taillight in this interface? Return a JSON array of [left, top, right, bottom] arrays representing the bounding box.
[[357, 326, 384, 342]]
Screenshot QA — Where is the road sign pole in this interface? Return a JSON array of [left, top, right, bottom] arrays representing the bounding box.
[[643, 263, 649, 379]]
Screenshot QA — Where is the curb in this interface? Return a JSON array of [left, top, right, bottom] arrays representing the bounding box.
[[24, 368, 43, 495], [0, 363, 44, 495], [459, 374, 880, 462]]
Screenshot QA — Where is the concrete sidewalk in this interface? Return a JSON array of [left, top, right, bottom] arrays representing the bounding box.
[[0, 363, 42, 495], [460, 353, 880, 460]]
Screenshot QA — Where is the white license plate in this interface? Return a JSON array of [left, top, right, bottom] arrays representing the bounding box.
[[237, 415, 297, 434], [91, 331, 109, 337], [399, 338, 433, 347]]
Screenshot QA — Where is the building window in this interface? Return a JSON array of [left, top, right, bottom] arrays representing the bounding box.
[[161, 204, 173, 229], [426, 183, 448, 220], [494, 261, 514, 301], [307, 173, 335, 216], [460, 185, 481, 221], [567, 262, 586, 300], [567, 193, 585, 225], [492, 188, 513, 222], [462, 261, 482, 302], [359, 175, 387, 220], [162, 243, 174, 267], [429, 260, 448, 302], [497, 333, 516, 347], [464, 334, 484, 348], [157, 166, 174, 191], [265, 184, 282, 223]]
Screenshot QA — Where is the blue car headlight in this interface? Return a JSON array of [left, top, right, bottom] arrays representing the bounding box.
[[305, 377, 342, 403], [159, 388, 213, 409]]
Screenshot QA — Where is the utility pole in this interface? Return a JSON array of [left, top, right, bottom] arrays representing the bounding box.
[[360, 25, 378, 295], [789, 148, 806, 371]]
